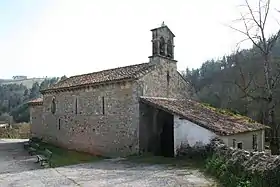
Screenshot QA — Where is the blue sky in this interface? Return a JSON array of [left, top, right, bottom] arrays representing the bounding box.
[[0, 0, 279, 79], [0, 1, 49, 42]]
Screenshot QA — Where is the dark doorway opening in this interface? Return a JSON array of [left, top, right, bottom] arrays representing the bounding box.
[[237, 142, 243, 149], [139, 103, 174, 157], [158, 110, 174, 157]]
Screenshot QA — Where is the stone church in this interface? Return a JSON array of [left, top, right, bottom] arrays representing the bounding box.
[[29, 24, 267, 157]]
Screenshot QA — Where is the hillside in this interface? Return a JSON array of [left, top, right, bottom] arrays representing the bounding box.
[[0, 78, 45, 89], [0, 77, 63, 123], [184, 34, 280, 125]]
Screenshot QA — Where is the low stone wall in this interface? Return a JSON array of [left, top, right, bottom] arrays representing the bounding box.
[[209, 138, 279, 174], [176, 138, 280, 186], [207, 138, 280, 187], [176, 141, 210, 158]]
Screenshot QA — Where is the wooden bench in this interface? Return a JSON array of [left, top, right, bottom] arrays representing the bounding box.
[[23, 137, 42, 149], [23, 141, 30, 149], [36, 149, 52, 167], [27, 143, 40, 155], [24, 139, 34, 149]]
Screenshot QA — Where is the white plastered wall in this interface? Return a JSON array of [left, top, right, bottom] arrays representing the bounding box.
[[173, 116, 217, 156]]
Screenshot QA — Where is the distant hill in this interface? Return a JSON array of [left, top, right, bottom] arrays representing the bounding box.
[[0, 78, 45, 89], [0, 77, 61, 123]]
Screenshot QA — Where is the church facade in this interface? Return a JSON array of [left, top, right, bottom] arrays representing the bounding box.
[[29, 24, 190, 157], [29, 24, 267, 157]]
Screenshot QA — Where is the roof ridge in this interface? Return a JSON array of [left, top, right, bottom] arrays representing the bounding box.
[[67, 62, 150, 79], [42, 62, 155, 93], [140, 96, 187, 101], [28, 97, 43, 105], [140, 97, 268, 136], [140, 96, 177, 100], [132, 63, 155, 78]]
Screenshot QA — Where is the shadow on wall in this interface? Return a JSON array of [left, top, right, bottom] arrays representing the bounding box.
[[176, 141, 210, 159], [139, 103, 174, 157]]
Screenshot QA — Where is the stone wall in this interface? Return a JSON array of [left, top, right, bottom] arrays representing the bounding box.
[[41, 80, 140, 157], [138, 56, 189, 99], [208, 138, 280, 186], [36, 56, 190, 157], [29, 105, 43, 137], [209, 138, 278, 171]]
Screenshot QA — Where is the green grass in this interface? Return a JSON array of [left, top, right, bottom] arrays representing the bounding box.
[[35, 142, 103, 167], [200, 102, 256, 123]]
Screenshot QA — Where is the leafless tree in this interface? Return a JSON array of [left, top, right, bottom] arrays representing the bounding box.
[[229, 0, 280, 154]]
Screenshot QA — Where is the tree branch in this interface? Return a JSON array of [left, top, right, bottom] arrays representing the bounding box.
[[245, 0, 262, 28], [262, 0, 271, 28]]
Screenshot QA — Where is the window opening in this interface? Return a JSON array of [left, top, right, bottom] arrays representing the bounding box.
[[233, 139, 236, 148], [237, 142, 243, 149], [167, 71, 170, 84], [102, 96, 105, 115], [58, 118, 61, 130], [51, 97, 56, 114], [75, 98, 78, 114], [253, 134, 257, 150]]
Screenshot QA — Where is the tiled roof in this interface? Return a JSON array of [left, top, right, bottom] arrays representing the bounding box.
[[140, 97, 268, 136], [42, 63, 155, 93], [28, 98, 43, 105]]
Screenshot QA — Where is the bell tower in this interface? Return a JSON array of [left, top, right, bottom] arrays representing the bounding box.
[[149, 22, 175, 61]]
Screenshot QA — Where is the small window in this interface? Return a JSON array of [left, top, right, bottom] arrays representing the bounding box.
[[102, 96, 105, 115], [58, 118, 61, 130], [253, 134, 257, 150], [232, 139, 236, 148], [167, 70, 170, 84], [237, 142, 243, 149], [75, 98, 78, 114], [51, 97, 56, 114], [167, 39, 173, 58], [159, 37, 165, 55]]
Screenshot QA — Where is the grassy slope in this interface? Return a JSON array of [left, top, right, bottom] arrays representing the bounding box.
[[35, 142, 103, 167]]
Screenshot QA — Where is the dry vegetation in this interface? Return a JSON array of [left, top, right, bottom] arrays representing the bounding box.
[[0, 123, 30, 139]]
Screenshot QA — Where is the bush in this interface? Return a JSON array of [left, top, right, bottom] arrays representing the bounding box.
[[204, 138, 280, 187], [0, 123, 30, 138], [176, 142, 211, 160], [205, 153, 252, 187]]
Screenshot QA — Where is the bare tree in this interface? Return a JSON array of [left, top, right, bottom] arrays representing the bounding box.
[[229, 0, 280, 154]]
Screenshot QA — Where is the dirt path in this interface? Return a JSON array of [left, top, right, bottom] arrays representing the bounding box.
[[0, 139, 216, 187], [0, 139, 41, 174]]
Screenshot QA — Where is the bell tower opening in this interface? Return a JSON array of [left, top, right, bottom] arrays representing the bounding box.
[[150, 22, 175, 60]]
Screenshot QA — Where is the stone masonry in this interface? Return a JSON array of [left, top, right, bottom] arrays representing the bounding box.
[[29, 24, 190, 157], [29, 24, 268, 157], [29, 98, 43, 138], [41, 81, 140, 156]]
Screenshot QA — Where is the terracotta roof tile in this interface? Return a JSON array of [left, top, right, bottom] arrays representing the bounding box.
[[28, 98, 43, 105], [42, 63, 154, 93], [140, 97, 268, 136]]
